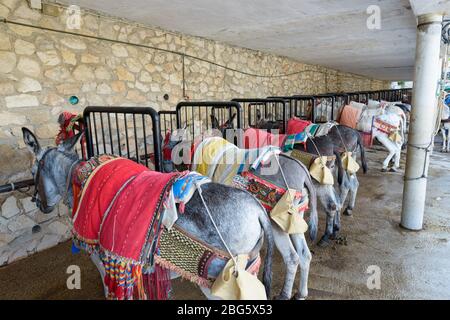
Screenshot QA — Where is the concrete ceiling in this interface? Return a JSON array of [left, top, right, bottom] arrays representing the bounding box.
[[56, 0, 430, 81]]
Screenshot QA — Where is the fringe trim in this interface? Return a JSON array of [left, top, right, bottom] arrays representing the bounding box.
[[154, 255, 212, 288]]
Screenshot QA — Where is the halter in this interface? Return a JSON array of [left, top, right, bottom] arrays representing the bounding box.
[[31, 147, 57, 205], [32, 147, 80, 210]]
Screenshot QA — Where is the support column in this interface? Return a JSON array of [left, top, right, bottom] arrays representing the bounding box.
[[401, 13, 443, 230]]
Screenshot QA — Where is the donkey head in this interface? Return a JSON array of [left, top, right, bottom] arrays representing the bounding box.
[[210, 113, 237, 131], [22, 127, 82, 213]]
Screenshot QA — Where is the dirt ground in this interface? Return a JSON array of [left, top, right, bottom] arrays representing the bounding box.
[[1, 143, 449, 300]]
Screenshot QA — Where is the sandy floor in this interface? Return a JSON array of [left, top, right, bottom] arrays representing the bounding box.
[[1, 144, 449, 300]]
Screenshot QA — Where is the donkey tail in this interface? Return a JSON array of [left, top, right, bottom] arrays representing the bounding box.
[[257, 206, 274, 298], [303, 167, 318, 242], [357, 132, 368, 173], [333, 149, 344, 185]]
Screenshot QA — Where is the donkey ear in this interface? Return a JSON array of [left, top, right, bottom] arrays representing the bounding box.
[[210, 114, 219, 129], [58, 132, 83, 153], [256, 109, 262, 121], [22, 127, 41, 155]]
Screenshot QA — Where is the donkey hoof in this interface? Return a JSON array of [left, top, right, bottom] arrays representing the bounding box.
[[330, 230, 340, 240], [317, 235, 331, 247], [273, 293, 291, 300], [292, 292, 307, 300], [389, 167, 399, 173], [381, 168, 388, 172], [343, 208, 353, 216]]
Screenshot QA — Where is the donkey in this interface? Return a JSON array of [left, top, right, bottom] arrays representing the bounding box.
[[249, 116, 344, 247], [254, 110, 284, 131], [358, 108, 405, 172], [21, 127, 274, 300], [327, 125, 368, 217], [297, 135, 344, 246], [165, 130, 318, 300]]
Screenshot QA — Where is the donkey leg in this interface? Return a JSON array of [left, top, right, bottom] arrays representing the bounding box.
[[290, 233, 312, 300], [339, 176, 351, 216], [446, 129, 450, 152], [317, 185, 337, 247], [392, 145, 401, 170], [272, 222, 299, 300], [333, 208, 341, 237], [441, 128, 446, 152], [90, 253, 108, 297], [378, 135, 396, 171], [344, 174, 359, 217]]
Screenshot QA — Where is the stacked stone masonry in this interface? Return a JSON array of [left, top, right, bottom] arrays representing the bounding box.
[[0, 0, 390, 265]]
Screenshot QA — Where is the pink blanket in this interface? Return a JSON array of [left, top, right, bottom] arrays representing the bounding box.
[[243, 128, 286, 149]]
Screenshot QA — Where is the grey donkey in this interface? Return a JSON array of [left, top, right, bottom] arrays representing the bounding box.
[[299, 135, 344, 247], [21, 127, 274, 300], [250, 115, 344, 247], [327, 125, 368, 217], [165, 130, 319, 300]]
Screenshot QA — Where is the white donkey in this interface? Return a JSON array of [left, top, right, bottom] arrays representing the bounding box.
[[356, 101, 406, 172]]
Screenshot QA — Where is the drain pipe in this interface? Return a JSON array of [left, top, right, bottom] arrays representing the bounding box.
[[401, 13, 444, 230]]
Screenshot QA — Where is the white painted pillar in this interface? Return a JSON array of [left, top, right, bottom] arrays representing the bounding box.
[[401, 13, 443, 230]]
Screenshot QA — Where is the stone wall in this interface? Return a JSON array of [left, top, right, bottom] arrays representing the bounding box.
[[0, 0, 390, 265]]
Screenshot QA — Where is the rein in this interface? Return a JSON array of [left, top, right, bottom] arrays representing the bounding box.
[[62, 159, 82, 206]]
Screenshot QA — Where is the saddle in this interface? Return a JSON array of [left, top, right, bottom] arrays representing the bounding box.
[[285, 148, 335, 185], [192, 136, 280, 185]]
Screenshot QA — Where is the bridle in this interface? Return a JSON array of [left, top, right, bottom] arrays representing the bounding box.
[[32, 147, 80, 210], [31, 147, 57, 206]]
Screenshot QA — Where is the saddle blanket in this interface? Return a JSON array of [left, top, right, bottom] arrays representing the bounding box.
[[192, 136, 281, 184], [232, 171, 308, 213], [72, 156, 184, 299], [373, 114, 400, 134], [244, 128, 306, 151], [338, 105, 363, 129], [154, 226, 261, 289]]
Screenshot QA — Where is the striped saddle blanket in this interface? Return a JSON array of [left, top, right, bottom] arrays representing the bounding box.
[[232, 170, 309, 213], [192, 136, 281, 184], [244, 121, 335, 152]]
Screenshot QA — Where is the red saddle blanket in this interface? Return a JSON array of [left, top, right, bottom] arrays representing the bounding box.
[[73, 157, 180, 261], [286, 118, 311, 135], [72, 157, 181, 299]]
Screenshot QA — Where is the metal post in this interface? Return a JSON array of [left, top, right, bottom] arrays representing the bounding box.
[[401, 13, 443, 230]]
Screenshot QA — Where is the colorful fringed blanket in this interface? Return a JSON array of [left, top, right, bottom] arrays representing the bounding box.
[[373, 116, 400, 134], [72, 156, 182, 300], [244, 121, 335, 152], [232, 171, 308, 213]]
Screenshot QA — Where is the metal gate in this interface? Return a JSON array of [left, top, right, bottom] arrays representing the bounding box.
[[83, 106, 162, 172], [159, 110, 177, 136], [176, 101, 242, 141], [232, 98, 287, 133], [286, 95, 315, 120], [312, 94, 336, 123]]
